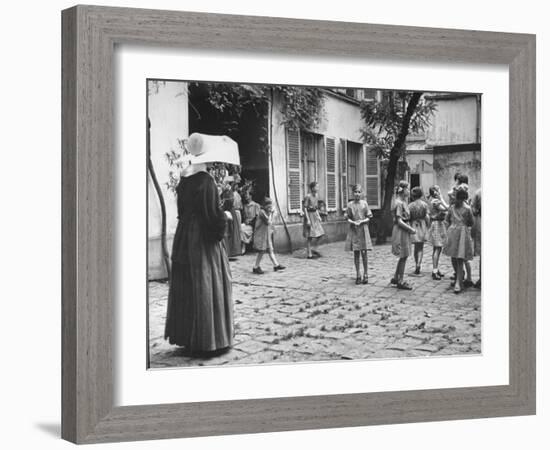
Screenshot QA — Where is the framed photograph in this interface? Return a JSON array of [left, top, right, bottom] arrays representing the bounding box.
[[62, 5, 535, 444]]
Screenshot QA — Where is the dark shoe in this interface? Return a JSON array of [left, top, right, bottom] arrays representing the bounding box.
[[273, 264, 286, 271], [252, 267, 264, 274], [397, 281, 413, 290], [414, 266, 421, 275], [362, 275, 369, 285], [454, 286, 462, 294], [306, 255, 314, 259], [390, 277, 398, 285], [437, 270, 445, 277], [464, 280, 474, 288], [312, 250, 322, 257], [355, 277, 361, 285], [474, 280, 481, 289], [432, 272, 441, 280]]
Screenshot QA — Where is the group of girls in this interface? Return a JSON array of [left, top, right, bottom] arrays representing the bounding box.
[[390, 174, 481, 293]]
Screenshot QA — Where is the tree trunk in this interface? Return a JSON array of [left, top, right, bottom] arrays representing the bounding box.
[[379, 92, 423, 240]]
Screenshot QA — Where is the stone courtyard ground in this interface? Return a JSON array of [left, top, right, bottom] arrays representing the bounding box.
[[148, 242, 481, 368]]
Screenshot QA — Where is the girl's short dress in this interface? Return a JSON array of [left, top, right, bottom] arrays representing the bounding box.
[[302, 194, 325, 239], [344, 199, 373, 251], [409, 199, 429, 244], [253, 209, 274, 252], [428, 198, 448, 247], [471, 189, 482, 257], [391, 199, 412, 258], [443, 204, 475, 260]]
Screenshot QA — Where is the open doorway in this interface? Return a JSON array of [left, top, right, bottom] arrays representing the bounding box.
[[187, 83, 270, 203]]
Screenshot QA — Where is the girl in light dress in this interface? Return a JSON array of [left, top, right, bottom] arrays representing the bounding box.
[[408, 186, 430, 275], [427, 185, 449, 280], [344, 184, 373, 285], [443, 184, 475, 293], [252, 198, 285, 274], [390, 180, 417, 290], [302, 181, 326, 259]]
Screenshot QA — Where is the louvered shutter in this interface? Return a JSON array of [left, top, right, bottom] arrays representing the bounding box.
[[340, 139, 348, 210], [325, 137, 337, 211], [286, 128, 302, 213], [365, 145, 381, 209]]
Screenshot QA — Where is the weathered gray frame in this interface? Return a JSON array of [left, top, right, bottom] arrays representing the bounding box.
[[62, 5, 536, 444]]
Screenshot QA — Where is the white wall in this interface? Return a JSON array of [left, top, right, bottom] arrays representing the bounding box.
[[427, 96, 480, 146], [1, 1, 547, 450]]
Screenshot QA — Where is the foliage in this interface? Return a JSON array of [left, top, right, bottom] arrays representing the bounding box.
[[193, 82, 326, 149], [360, 91, 437, 159]]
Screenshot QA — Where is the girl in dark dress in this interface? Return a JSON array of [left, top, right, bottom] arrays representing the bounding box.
[[221, 187, 242, 259], [164, 167, 234, 353]]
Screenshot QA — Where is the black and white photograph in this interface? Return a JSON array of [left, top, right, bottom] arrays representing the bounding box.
[[147, 79, 482, 368]]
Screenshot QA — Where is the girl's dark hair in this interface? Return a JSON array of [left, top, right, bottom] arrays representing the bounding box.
[[456, 174, 469, 184], [454, 171, 462, 181], [308, 181, 318, 190], [455, 186, 469, 202], [410, 186, 423, 200], [352, 184, 362, 192], [261, 197, 273, 208]]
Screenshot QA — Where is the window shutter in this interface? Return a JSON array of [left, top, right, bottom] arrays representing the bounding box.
[[365, 145, 381, 209], [340, 139, 348, 210], [286, 128, 302, 213], [325, 137, 337, 211]]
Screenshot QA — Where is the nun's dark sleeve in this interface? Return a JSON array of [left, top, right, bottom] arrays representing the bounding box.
[[198, 174, 227, 242]]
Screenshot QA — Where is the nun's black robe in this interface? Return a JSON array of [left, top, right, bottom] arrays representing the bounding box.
[[164, 171, 233, 352]]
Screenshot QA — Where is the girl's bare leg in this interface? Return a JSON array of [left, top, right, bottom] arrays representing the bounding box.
[[267, 250, 279, 267], [451, 258, 458, 285], [465, 260, 472, 282], [432, 246, 442, 272], [361, 250, 368, 282], [417, 243, 424, 268], [354, 251, 361, 278], [254, 251, 264, 269], [414, 244, 420, 267], [397, 257, 407, 283], [456, 258, 465, 291], [306, 237, 312, 258]]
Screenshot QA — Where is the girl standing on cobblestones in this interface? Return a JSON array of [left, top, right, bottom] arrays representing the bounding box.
[[302, 181, 326, 259], [443, 184, 475, 293], [391, 180, 416, 290], [427, 185, 448, 280], [409, 187, 430, 275], [345, 184, 373, 284], [252, 198, 286, 274]]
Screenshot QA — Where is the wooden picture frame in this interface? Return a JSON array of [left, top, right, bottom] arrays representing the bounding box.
[[61, 5, 536, 444]]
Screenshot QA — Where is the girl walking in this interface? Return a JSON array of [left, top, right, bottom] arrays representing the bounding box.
[[409, 186, 430, 275], [391, 180, 416, 290], [302, 181, 325, 259], [252, 198, 286, 274], [443, 184, 475, 293], [427, 185, 448, 280], [344, 184, 373, 284]]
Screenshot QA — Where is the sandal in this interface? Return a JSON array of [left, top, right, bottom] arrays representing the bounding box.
[[431, 272, 441, 280], [463, 280, 474, 288], [252, 267, 264, 274], [355, 277, 361, 285], [362, 275, 369, 285], [454, 286, 462, 294], [397, 281, 413, 290], [390, 277, 398, 285], [414, 266, 421, 275], [437, 270, 445, 277]]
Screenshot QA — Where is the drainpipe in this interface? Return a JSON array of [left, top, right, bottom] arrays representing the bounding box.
[[147, 118, 171, 280]]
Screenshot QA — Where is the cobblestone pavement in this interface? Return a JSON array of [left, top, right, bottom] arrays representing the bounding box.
[[148, 242, 481, 368]]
